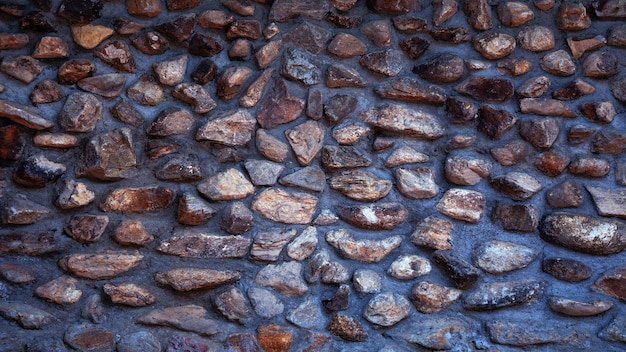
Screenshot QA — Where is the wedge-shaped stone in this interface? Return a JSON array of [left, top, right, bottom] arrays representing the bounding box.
[[76, 128, 137, 181], [100, 186, 175, 213], [103, 283, 154, 307], [330, 170, 392, 202], [487, 321, 588, 347], [587, 186, 626, 219], [0, 302, 55, 329], [326, 229, 401, 263], [463, 280, 544, 310], [360, 104, 444, 139], [77, 73, 125, 98], [34, 276, 82, 305], [520, 98, 576, 118], [396, 167, 439, 199], [359, 49, 403, 77], [548, 297, 613, 317], [410, 282, 462, 314], [147, 108, 193, 138], [375, 77, 446, 105], [155, 268, 241, 292], [445, 156, 491, 186], [386, 316, 470, 350], [172, 83, 216, 114], [256, 78, 304, 129], [252, 188, 318, 224], [385, 146, 429, 167], [255, 261, 308, 296], [338, 203, 408, 230], [490, 172, 541, 201], [58, 251, 143, 280], [137, 305, 219, 336], [269, 0, 330, 22], [196, 109, 256, 146], [321, 146, 372, 170], [251, 229, 298, 262], [158, 233, 251, 258], [2, 195, 49, 225], [286, 121, 325, 166], [593, 266, 626, 301], [327, 63, 366, 88], [1, 56, 43, 83], [540, 213, 626, 255], [473, 240, 537, 274], [197, 168, 254, 201], [0, 99, 53, 130], [279, 166, 326, 192], [436, 188, 486, 223], [0, 231, 63, 256]]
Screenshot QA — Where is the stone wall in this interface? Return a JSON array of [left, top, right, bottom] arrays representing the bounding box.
[[0, 0, 625, 350]]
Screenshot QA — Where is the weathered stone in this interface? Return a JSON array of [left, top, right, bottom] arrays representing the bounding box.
[[464, 0, 491, 30], [497, 2, 534, 27], [324, 94, 357, 124], [219, 202, 252, 236], [464, 280, 544, 310], [257, 324, 292, 352], [328, 33, 366, 58], [473, 240, 537, 274], [71, 24, 114, 51], [490, 172, 542, 201], [433, 0, 458, 26], [587, 186, 626, 219], [100, 186, 175, 213], [328, 314, 367, 342], [175, 193, 215, 226], [128, 76, 165, 106], [581, 101, 616, 123], [0, 302, 55, 329], [286, 297, 323, 329], [594, 0, 626, 18], [64, 214, 108, 244], [173, 83, 216, 114], [117, 331, 161, 352], [248, 288, 284, 319], [243, 159, 282, 187], [2, 194, 49, 225], [166, 334, 217, 351], [146, 109, 193, 138], [414, 54, 463, 84], [446, 134, 476, 150], [57, 59, 95, 85], [217, 67, 253, 101], [368, 0, 417, 14], [360, 104, 445, 139], [64, 324, 115, 351], [410, 282, 461, 314], [0, 264, 35, 284], [388, 255, 431, 280], [326, 63, 367, 88], [353, 269, 381, 293], [545, 180, 583, 208], [56, 0, 102, 23], [457, 78, 514, 103], [432, 250, 480, 289], [410, 216, 453, 250], [600, 315, 626, 344], [436, 188, 486, 223], [519, 118, 560, 149], [132, 31, 170, 55], [34, 133, 78, 149], [76, 74, 125, 98], [95, 40, 136, 73], [284, 226, 317, 261], [250, 228, 297, 262], [385, 146, 429, 168], [568, 125, 598, 144], [32, 36, 69, 59], [155, 154, 202, 182], [35, 276, 82, 305], [59, 251, 143, 280], [155, 14, 195, 43], [14, 154, 66, 187], [0, 126, 23, 161], [493, 203, 540, 233], [520, 98, 576, 118], [552, 79, 595, 101], [568, 157, 610, 177], [376, 77, 446, 105], [214, 287, 253, 324], [430, 27, 470, 43], [473, 32, 516, 60], [198, 10, 233, 29], [543, 257, 592, 282], [279, 166, 325, 192], [222, 0, 254, 15], [568, 35, 606, 59], [255, 261, 308, 297], [76, 128, 136, 181], [332, 123, 370, 145], [326, 229, 401, 263], [338, 203, 407, 230], [1, 56, 43, 84], [252, 188, 318, 224], [548, 297, 612, 317], [395, 167, 439, 199], [112, 17, 144, 36], [540, 50, 576, 76], [80, 294, 105, 325], [322, 146, 372, 170], [608, 25, 626, 47], [517, 25, 554, 52], [59, 92, 102, 133], [0, 231, 63, 256], [359, 49, 403, 77], [387, 316, 470, 350], [111, 219, 153, 247], [534, 0, 555, 11], [557, 2, 591, 31], [517, 76, 551, 98], [195, 109, 255, 148], [359, 20, 392, 48], [541, 213, 626, 255], [151, 55, 187, 86], [269, 0, 330, 22], [240, 68, 274, 107], [256, 79, 304, 129], [445, 97, 477, 124], [612, 78, 626, 103], [399, 36, 430, 60], [286, 121, 325, 166], [159, 232, 251, 258], [591, 130, 626, 155], [329, 170, 391, 202], [363, 292, 410, 327], [445, 155, 491, 186], [283, 22, 330, 55], [582, 51, 619, 79], [103, 283, 154, 307], [323, 284, 350, 312], [486, 320, 587, 347], [327, 12, 362, 28], [496, 58, 532, 76], [137, 305, 219, 336], [0, 33, 29, 50], [280, 47, 321, 86]]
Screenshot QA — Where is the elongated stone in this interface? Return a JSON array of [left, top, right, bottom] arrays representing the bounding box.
[[386, 316, 470, 350], [35, 276, 82, 304], [251, 229, 298, 262], [490, 172, 541, 201], [487, 320, 587, 346], [375, 77, 446, 105], [338, 203, 407, 230], [587, 186, 626, 219], [326, 229, 401, 263], [464, 280, 544, 310], [2, 195, 49, 225], [252, 188, 318, 224], [59, 251, 143, 280], [197, 168, 254, 201], [321, 146, 372, 170], [542, 257, 592, 282], [548, 297, 613, 317], [0, 231, 63, 256], [436, 188, 486, 223], [173, 83, 216, 114], [0, 99, 53, 130], [456, 77, 513, 103], [473, 240, 538, 274], [360, 104, 444, 139], [158, 233, 251, 258], [100, 186, 175, 213], [329, 170, 392, 202], [255, 261, 308, 297], [155, 268, 241, 292], [0, 302, 55, 329], [137, 305, 219, 337]]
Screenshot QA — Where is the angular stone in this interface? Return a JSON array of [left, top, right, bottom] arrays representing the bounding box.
[[197, 10, 233, 30], [250, 228, 297, 262], [277, 166, 323, 193], [445, 155, 491, 186], [552, 79, 595, 101], [59, 92, 103, 133], [257, 324, 292, 352], [594, 267, 626, 301], [338, 203, 407, 230], [395, 167, 438, 199], [1, 56, 43, 84], [64, 324, 115, 352], [255, 261, 308, 297], [244, 159, 283, 187], [359, 49, 403, 77], [58, 59, 96, 85], [473, 240, 537, 274], [534, 0, 555, 11], [410, 281, 461, 314], [433, 0, 458, 26], [430, 27, 470, 43], [557, 2, 591, 31], [463, 280, 544, 310], [76, 128, 137, 181], [520, 98, 576, 118], [332, 123, 370, 145], [103, 283, 154, 307], [59, 251, 143, 279], [586, 186, 626, 219], [582, 51, 619, 79], [146, 108, 193, 138], [76, 73, 124, 98], [457, 77, 513, 103], [220, 202, 252, 235], [173, 83, 216, 114], [497, 58, 532, 76], [155, 154, 202, 182], [592, 129, 626, 154], [128, 76, 165, 106], [568, 35, 606, 59], [329, 170, 391, 202], [432, 250, 480, 289], [256, 79, 304, 129], [151, 55, 187, 86], [2, 194, 49, 225], [326, 63, 367, 88], [223, 0, 254, 15], [283, 121, 325, 166], [252, 188, 318, 224], [375, 77, 446, 105], [175, 193, 215, 226], [490, 172, 541, 201], [486, 321, 587, 347], [436, 188, 486, 223], [34, 133, 79, 149], [56, 0, 102, 23], [612, 78, 626, 103], [541, 213, 626, 255], [0, 231, 63, 256], [283, 22, 330, 55], [387, 316, 470, 350], [540, 50, 575, 76], [0, 264, 35, 284], [497, 2, 534, 27], [360, 104, 444, 139], [322, 146, 372, 170], [414, 54, 463, 84], [132, 31, 170, 55], [326, 229, 401, 263], [360, 20, 392, 48], [113, 219, 153, 246], [492, 203, 540, 233], [32, 36, 69, 59], [95, 40, 136, 73], [568, 157, 610, 177], [327, 11, 362, 28], [137, 305, 219, 336], [117, 331, 161, 352], [240, 68, 274, 107], [543, 257, 592, 282], [159, 232, 251, 258], [446, 135, 476, 150], [388, 255, 431, 280], [519, 118, 560, 149], [546, 180, 583, 208], [328, 314, 367, 342], [127, 0, 162, 17], [197, 168, 253, 201], [352, 269, 381, 294], [248, 288, 284, 319], [0, 101, 50, 131], [284, 227, 318, 262], [398, 36, 430, 61], [286, 297, 323, 329], [64, 214, 108, 244], [323, 284, 350, 312], [13, 154, 65, 187], [217, 67, 253, 101], [35, 276, 82, 304], [328, 33, 366, 58], [473, 32, 516, 60], [517, 25, 554, 52], [608, 25, 626, 47], [0, 302, 54, 329], [269, 0, 331, 22], [363, 292, 410, 327], [214, 287, 253, 324], [100, 186, 175, 213], [281, 48, 321, 86], [517, 75, 551, 98], [385, 146, 429, 168], [581, 101, 616, 123], [445, 97, 477, 124], [155, 14, 195, 43], [411, 216, 453, 250], [0, 33, 29, 50], [324, 94, 357, 124], [188, 33, 223, 57], [548, 297, 613, 317], [196, 109, 255, 147]]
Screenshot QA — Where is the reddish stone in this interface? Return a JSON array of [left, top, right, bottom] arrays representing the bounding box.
[[0, 126, 24, 160]]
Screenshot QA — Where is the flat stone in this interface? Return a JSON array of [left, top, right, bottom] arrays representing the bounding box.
[[2, 195, 49, 225], [113, 219, 154, 246], [497, 58, 532, 76], [487, 320, 587, 347], [543, 257, 592, 282], [363, 292, 410, 327], [582, 51, 619, 78], [328, 33, 366, 58], [71, 25, 112, 50], [59, 92, 103, 133], [385, 146, 429, 168], [520, 98, 576, 118], [399, 36, 430, 60], [59, 251, 143, 279], [112, 18, 143, 35], [0, 100, 51, 131], [284, 22, 330, 54], [197, 10, 233, 30], [322, 146, 372, 170], [552, 79, 595, 100], [244, 159, 283, 187], [279, 166, 325, 192], [248, 288, 284, 319], [591, 130, 626, 155], [147, 108, 193, 138], [240, 68, 274, 107], [250, 228, 297, 262], [172, 83, 216, 114], [176, 193, 215, 226], [328, 314, 367, 342], [464, 0, 492, 30], [388, 255, 431, 280], [257, 324, 293, 352], [534, 0, 555, 11], [287, 297, 323, 329], [594, 0, 626, 18], [368, 0, 417, 14], [587, 186, 626, 219], [359, 49, 404, 77], [360, 104, 445, 139], [214, 287, 253, 324], [414, 54, 464, 83], [376, 77, 446, 105], [64, 214, 108, 244], [152, 55, 187, 86], [490, 172, 542, 201], [327, 12, 362, 28], [332, 123, 370, 145], [411, 216, 453, 250], [497, 2, 534, 27], [155, 154, 202, 182], [410, 281, 462, 313], [128, 76, 165, 106], [338, 203, 408, 230], [0, 302, 55, 329], [188, 33, 223, 57], [32, 36, 69, 59], [430, 27, 470, 43], [548, 297, 613, 316], [540, 50, 575, 76], [330, 170, 391, 201], [159, 232, 251, 258], [361, 20, 393, 48], [492, 203, 540, 232], [64, 324, 115, 351], [100, 186, 175, 213], [433, 0, 458, 26], [137, 305, 219, 336], [432, 250, 480, 289], [1, 56, 43, 84], [109, 101, 144, 127], [281, 48, 321, 86], [256, 78, 304, 129], [463, 280, 544, 310], [76, 128, 137, 181], [326, 229, 401, 263], [517, 76, 551, 98], [386, 316, 470, 350], [286, 121, 325, 166], [0, 231, 63, 256], [446, 135, 476, 150], [221, 202, 254, 235], [457, 77, 514, 103], [445, 155, 491, 186], [132, 31, 170, 55], [254, 41, 281, 71], [117, 331, 161, 352], [103, 283, 154, 307], [473, 32, 516, 60], [0, 33, 29, 50], [581, 101, 616, 123], [252, 188, 318, 224], [269, 0, 330, 22], [77, 74, 125, 98], [557, 2, 591, 31], [326, 63, 367, 88], [13, 154, 66, 187], [519, 118, 560, 149], [436, 188, 486, 223], [196, 109, 255, 147], [286, 226, 318, 261], [396, 167, 439, 199], [608, 25, 626, 47], [324, 94, 357, 124], [223, 0, 254, 15], [0, 264, 35, 284], [255, 261, 308, 297], [473, 240, 537, 274], [518, 25, 554, 52], [568, 35, 606, 59], [568, 156, 610, 177], [35, 276, 82, 305]]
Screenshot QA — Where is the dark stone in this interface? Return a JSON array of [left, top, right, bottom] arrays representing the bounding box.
[[393, 16, 429, 33], [446, 97, 477, 124], [20, 11, 56, 33], [359, 49, 404, 77], [0, 231, 63, 256], [552, 80, 595, 100], [414, 53, 464, 83], [0, 126, 24, 160], [221, 202, 254, 235], [269, 0, 330, 22], [327, 12, 362, 28], [191, 59, 218, 84], [256, 78, 304, 129], [283, 21, 330, 54], [519, 118, 559, 149], [546, 180, 583, 208], [31, 80, 64, 105], [367, 0, 418, 14], [321, 146, 372, 170], [77, 128, 137, 181], [326, 63, 367, 88], [593, 266, 626, 300], [463, 280, 545, 310], [557, 2, 591, 31], [14, 154, 65, 187], [281, 48, 321, 86], [534, 151, 569, 176], [338, 203, 408, 230], [58, 59, 96, 85], [492, 203, 540, 233], [132, 31, 170, 55], [224, 333, 261, 352], [323, 284, 350, 311], [457, 77, 514, 103], [155, 14, 195, 43], [591, 130, 626, 155], [227, 20, 262, 40], [432, 250, 480, 290], [486, 320, 587, 346], [64, 215, 109, 244], [464, 0, 493, 30], [111, 100, 144, 127], [307, 89, 323, 119], [543, 257, 592, 282], [188, 33, 223, 57], [155, 154, 202, 182], [324, 94, 357, 124], [400, 37, 430, 60], [279, 166, 326, 192], [112, 17, 145, 35], [328, 314, 368, 342], [477, 106, 518, 139], [375, 77, 446, 105], [430, 27, 470, 43], [57, 0, 103, 24], [567, 124, 596, 144]]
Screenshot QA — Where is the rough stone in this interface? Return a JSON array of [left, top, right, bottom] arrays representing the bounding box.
[[257, 324, 292, 352], [548, 297, 613, 317], [557, 2, 591, 31], [568, 157, 610, 177], [127, 76, 165, 106], [240, 68, 274, 107], [385, 146, 429, 167], [497, 2, 534, 27], [545, 180, 583, 208], [399, 36, 430, 60], [587, 186, 626, 219], [329, 170, 391, 201], [338, 203, 408, 230], [445, 155, 491, 186], [376, 77, 446, 105], [611, 78, 626, 103], [433, 0, 458, 26], [322, 146, 372, 170], [32, 36, 69, 59], [486, 320, 587, 347], [0, 264, 35, 284], [473, 32, 516, 60], [473, 240, 537, 274], [214, 287, 253, 324], [1, 56, 43, 84], [395, 167, 439, 199], [388, 255, 431, 280], [457, 77, 514, 103], [95, 40, 136, 73], [568, 35, 606, 59], [414, 54, 464, 83], [0, 126, 24, 161], [2, 195, 49, 225], [323, 284, 350, 312], [137, 305, 219, 336], [518, 25, 554, 52], [103, 283, 154, 307], [286, 297, 323, 329], [158, 233, 251, 258], [353, 269, 381, 293], [324, 94, 358, 123], [256, 79, 304, 129], [76, 128, 137, 181], [543, 257, 592, 282], [430, 27, 470, 43], [520, 98, 576, 118], [173, 83, 216, 114], [217, 67, 253, 101], [132, 31, 170, 55], [283, 22, 330, 54], [250, 228, 297, 262], [552, 79, 595, 101], [368, 0, 417, 14], [117, 331, 161, 352], [332, 123, 370, 145], [581, 101, 616, 123], [490, 172, 542, 201], [463, 280, 544, 310], [255, 261, 308, 297], [445, 97, 477, 124], [0, 302, 55, 329], [517, 76, 551, 99], [535, 150, 568, 175], [436, 188, 486, 223], [0, 33, 29, 50], [608, 25, 626, 47], [64, 324, 115, 351], [33, 133, 78, 149], [387, 316, 470, 350], [360, 104, 445, 139], [328, 314, 367, 342], [582, 51, 619, 79], [154, 14, 195, 43], [326, 229, 401, 263], [410, 281, 462, 314], [13, 154, 66, 187], [247, 288, 284, 319], [286, 121, 325, 166], [59, 251, 143, 280], [492, 203, 540, 232], [432, 250, 480, 289], [64, 214, 108, 244], [113, 219, 154, 246], [541, 50, 576, 76], [541, 213, 626, 255], [328, 33, 366, 58], [252, 188, 318, 224], [410, 216, 453, 250], [363, 292, 410, 327], [100, 186, 175, 213], [0, 231, 63, 256], [326, 63, 367, 88], [35, 276, 82, 305], [359, 49, 404, 77]]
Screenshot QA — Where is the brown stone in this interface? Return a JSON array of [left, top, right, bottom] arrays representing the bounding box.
[[445, 155, 491, 186], [95, 40, 136, 73], [0, 33, 29, 50], [552, 79, 595, 100], [543, 257, 592, 282], [71, 25, 114, 50], [32, 36, 69, 59], [173, 83, 216, 114], [197, 168, 253, 201], [540, 50, 575, 76], [534, 151, 569, 177], [258, 324, 293, 352], [286, 121, 324, 166], [256, 78, 304, 129], [59, 251, 143, 280], [520, 98, 576, 118], [113, 219, 154, 246], [217, 67, 253, 101], [146, 108, 193, 138], [255, 41, 281, 70], [517, 25, 554, 52], [100, 186, 175, 213], [127, 0, 162, 18], [478, 106, 518, 139], [361, 20, 393, 47], [64, 325, 115, 351], [112, 17, 144, 36], [327, 12, 362, 28], [548, 297, 613, 317], [396, 167, 439, 199], [326, 63, 367, 88], [77, 73, 125, 98], [103, 283, 154, 307], [328, 315, 367, 342], [0, 231, 63, 256], [326, 229, 401, 263], [608, 25, 626, 47], [490, 172, 542, 201], [433, 0, 458, 26], [497, 2, 534, 27], [359, 49, 404, 77], [58, 59, 96, 85], [430, 27, 470, 43], [197, 10, 234, 29], [158, 232, 251, 258], [77, 128, 137, 181], [569, 157, 610, 177], [411, 216, 453, 250], [338, 203, 407, 230], [227, 20, 262, 40], [223, 0, 254, 16], [284, 21, 330, 54], [581, 101, 616, 123], [436, 188, 486, 223], [567, 35, 606, 59], [269, 0, 330, 22], [591, 130, 626, 155], [14, 154, 66, 187], [517, 76, 551, 98], [410, 281, 462, 313], [497, 58, 532, 76], [153, 55, 187, 86], [225, 334, 261, 352], [0, 126, 24, 160], [519, 118, 559, 149], [35, 276, 82, 304], [155, 14, 195, 43], [582, 51, 619, 79], [59, 92, 103, 133], [546, 180, 583, 208], [255, 261, 308, 296], [473, 32, 516, 60], [414, 54, 464, 83], [465, 0, 493, 30], [328, 33, 366, 58], [132, 31, 170, 55], [457, 77, 514, 103], [399, 36, 430, 60], [557, 2, 591, 31], [137, 305, 219, 336], [166, 0, 199, 11], [240, 68, 274, 107], [155, 268, 240, 292], [0, 264, 35, 284], [1, 56, 43, 84], [64, 215, 108, 244], [256, 129, 288, 162], [252, 188, 318, 224]]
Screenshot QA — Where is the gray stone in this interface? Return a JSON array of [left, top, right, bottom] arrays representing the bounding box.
[[599, 315, 626, 343], [244, 159, 284, 186], [542, 257, 593, 282], [0, 302, 55, 329], [248, 287, 284, 319], [329, 170, 392, 202], [155, 154, 202, 182], [287, 298, 324, 329], [487, 320, 587, 347], [137, 305, 219, 336], [214, 287, 253, 324], [359, 49, 404, 76], [353, 269, 381, 293], [338, 203, 408, 230], [436, 188, 486, 223], [432, 250, 480, 290], [548, 297, 613, 317], [13, 154, 66, 187], [326, 229, 401, 263], [463, 280, 545, 310], [281, 48, 321, 85], [473, 240, 538, 274], [0, 263, 35, 284], [158, 232, 251, 258], [59, 92, 102, 133], [117, 331, 161, 352], [396, 167, 439, 199], [410, 282, 462, 314], [492, 203, 540, 232], [255, 261, 308, 297], [387, 316, 471, 350], [155, 268, 240, 292], [518, 25, 554, 52], [279, 166, 326, 192], [2, 195, 49, 225], [388, 255, 431, 280], [363, 292, 410, 327], [147, 108, 193, 138], [153, 55, 187, 86], [490, 172, 542, 201]]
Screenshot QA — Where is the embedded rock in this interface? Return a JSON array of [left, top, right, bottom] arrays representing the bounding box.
[[411, 216, 453, 250], [490, 172, 542, 201], [464, 0, 492, 30], [548, 297, 613, 317], [520, 98, 576, 118], [517, 76, 551, 98], [517, 25, 554, 52], [557, 2, 591, 31], [492, 203, 540, 232], [214, 287, 253, 324], [2, 195, 49, 225], [13, 154, 66, 187], [359, 49, 403, 77], [0, 231, 63, 256], [77, 128, 137, 181], [463, 280, 545, 310], [568, 157, 610, 177], [59, 252, 143, 280], [112, 219, 154, 246], [158, 233, 251, 258], [77, 74, 125, 98], [137, 305, 219, 336], [95, 41, 136, 73], [173, 83, 216, 114], [100, 186, 175, 213], [328, 315, 367, 342], [197, 168, 254, 201], [497, 2, 534, 27], [217, 66, 253, 100], [363, 292, 410, 327], [375, 77, 446, 105], [582, 51, 619, 79], [196, 109, 255, 146], [255, 261, 308, 297], [487, 321, 587, 347], [111, 100, 144, 127], [472, 32, 516, 60], [128, 76, 165, 106], [284, 21, 330, 54], [432, 250, 480, 289], [456, 77, 513, 103], [252, 188, 318, 224], [329, 170, 392, 202], [256, 79, 304, 129], [64, 215, 108, 244], [279, 166, 325, 192], [543, 257, 592, 282], [326, 63, 367, 88], [103, 283, 154, 307], [35, 276, 82, 305], [248, 288, 284, 319], [386, 316, 471, 350], [326, 229, 401, 263], [0, 100, 52, 130], [473, 240, 538, 274], [269, 0, 330, 22], [221, 202, 254, 235], [395, 167, 439, 199], [251, 228, 298, 262], [155, 268, 240, 292], [0, 302, 55, 329], [338, 203, 408, 230], [153, 55, 187, 86], [552, 79, 595, 100], [1, 56, 43, 84], [360, 104, 444, 139], [281, 48, 321, 86], [388, 255, 431, 280], [328, 33, 367, 58], [436, 188, 486, 223], [445, 155, 491, 186], [286, 121, 325, 166], [410, 281, 462, 314], [540, 50, 575, 76], [287, 226, 318, 261]]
